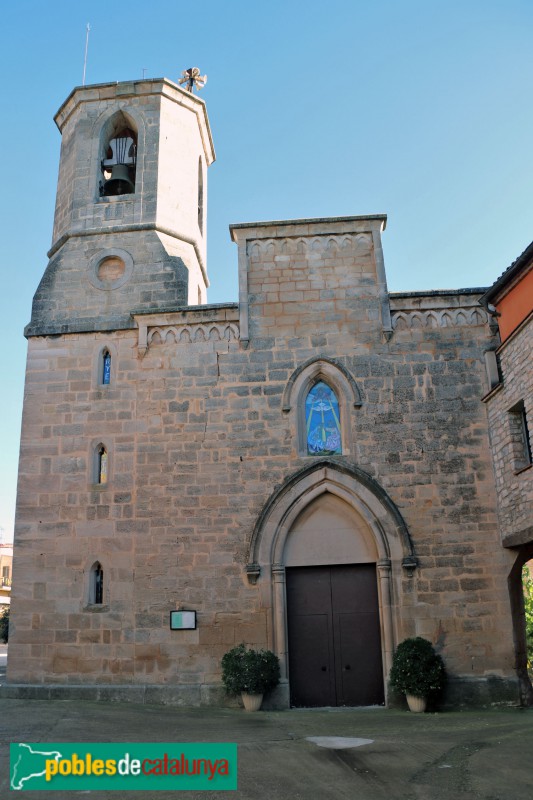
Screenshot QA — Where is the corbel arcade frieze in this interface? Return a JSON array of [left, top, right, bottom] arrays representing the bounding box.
[[391, 306, 488, 331]]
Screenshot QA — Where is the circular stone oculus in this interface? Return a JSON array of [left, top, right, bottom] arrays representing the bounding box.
[[87, 248, 134, 290]]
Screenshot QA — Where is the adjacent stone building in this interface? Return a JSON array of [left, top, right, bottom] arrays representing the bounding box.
[[5, 78, 528, 707], [481, 245, 533, 703]]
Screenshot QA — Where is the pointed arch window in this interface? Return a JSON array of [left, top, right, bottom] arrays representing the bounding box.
[[90, 561, 104, 605], [305, 381, 342, 455], [283, 357, 361, 457]]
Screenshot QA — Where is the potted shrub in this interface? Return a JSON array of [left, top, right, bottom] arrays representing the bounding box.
[[389, 636, 446, 712], [221, 643, 280, 711], [0, 605, 8, 643]]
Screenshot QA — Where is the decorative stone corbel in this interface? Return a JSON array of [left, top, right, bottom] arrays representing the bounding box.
[[246, 563, 261, 585], [137, 320, 148, 358], [486, 303, 501, 335], [402, 555, 418, 577]]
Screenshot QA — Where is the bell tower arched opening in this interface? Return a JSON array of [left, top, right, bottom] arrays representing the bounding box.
[[99, 112, 137, 197]]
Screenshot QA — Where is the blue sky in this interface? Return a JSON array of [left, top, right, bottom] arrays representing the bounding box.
[[0, 0, 532, 542]]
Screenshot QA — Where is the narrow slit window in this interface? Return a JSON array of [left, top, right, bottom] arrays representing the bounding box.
[[102, 350, 111, 385], [198, 157, 204, 234], [305, 381, 342, 455], [91, 562, 104, 605], [98, 446, 108, 484]]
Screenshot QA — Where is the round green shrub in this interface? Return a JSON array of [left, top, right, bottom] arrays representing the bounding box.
[[0, 605, 9, 643], [389, 636, 446, 698], [221, 643, 280, 695]]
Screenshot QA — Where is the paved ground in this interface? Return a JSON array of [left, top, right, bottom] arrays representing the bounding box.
[[0, 694, 531, 799]]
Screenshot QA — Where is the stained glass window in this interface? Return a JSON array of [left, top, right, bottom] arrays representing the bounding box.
[[305, 381, 342, 455], [102, 351, 111, 385]]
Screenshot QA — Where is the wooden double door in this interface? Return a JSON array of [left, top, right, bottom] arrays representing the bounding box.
[[286, 564, 384, 707]]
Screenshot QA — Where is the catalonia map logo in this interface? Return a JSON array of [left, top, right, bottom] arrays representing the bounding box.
[[10, 742, 238, 791]]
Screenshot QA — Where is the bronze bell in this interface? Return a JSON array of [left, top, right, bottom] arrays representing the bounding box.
[[103, 164, 135, 196]]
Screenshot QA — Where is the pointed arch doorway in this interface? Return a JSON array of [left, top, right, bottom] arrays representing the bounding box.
[[285, 493, 384, 706], [248, 461, 417, 708], [286, 563, 383, 706]]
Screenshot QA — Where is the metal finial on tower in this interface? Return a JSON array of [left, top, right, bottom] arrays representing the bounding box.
[[178, 67, 207, 94]]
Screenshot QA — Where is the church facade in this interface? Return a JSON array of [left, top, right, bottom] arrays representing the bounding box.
[[6, 78, 526, 707]]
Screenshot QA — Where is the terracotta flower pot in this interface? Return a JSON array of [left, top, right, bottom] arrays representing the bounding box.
[[241, 692, 263, 712], [406, 694, 427, 713]]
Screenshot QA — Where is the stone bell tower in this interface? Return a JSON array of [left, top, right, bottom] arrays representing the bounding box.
[[27, 78, 215, 336], [7, 78, 216, 688]]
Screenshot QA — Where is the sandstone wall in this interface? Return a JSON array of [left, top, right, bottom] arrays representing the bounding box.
[[8, 223, 517, 699]]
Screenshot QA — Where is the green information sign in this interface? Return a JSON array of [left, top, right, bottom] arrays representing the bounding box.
[[10, 742, 237, 791]]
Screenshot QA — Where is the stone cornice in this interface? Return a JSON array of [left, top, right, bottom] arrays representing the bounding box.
[[47, 223, 209, 289], [230, 214, 387, 242], [54, 77, 215, 165]]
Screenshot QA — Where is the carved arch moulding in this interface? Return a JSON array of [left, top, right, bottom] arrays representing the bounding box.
[[246, 458, 417, 584], [282, 357, 362, 412], [245, 459, 418, 682], [246, 233, 373, 260], [391, 306, 488, 331], [135, 319, 240, 356]]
